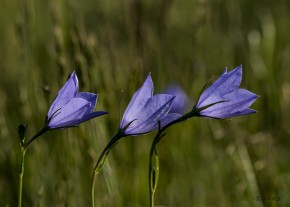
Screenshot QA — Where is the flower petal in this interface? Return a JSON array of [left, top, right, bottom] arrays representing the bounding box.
[[77, 92, 98, 112], [125, 94, 175, 134], [197, 65, 242, 107], [50, 111, 108, 129], [121, 74, 153, 128], [47, 71, 78, 118], [48, 97, 92, 128], [160, 113, 182, 127], [199, 89, 258, 118], [220, 108, 257, 118]]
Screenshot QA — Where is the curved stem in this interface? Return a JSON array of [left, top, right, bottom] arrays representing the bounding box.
[[149, 143, 154, 207], [18, 126, 48, 207], [91, 132, 123, 207], [25, 127, 48, 150], [149, 139, 158, 207], [91, 171, 97, 207], [148, 110, 198, 206]]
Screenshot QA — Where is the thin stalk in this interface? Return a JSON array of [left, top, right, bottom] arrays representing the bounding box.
[[25, 127, 48, 151], [149, 140, 159, 207], [18, 146, 26, 207], [149, 143, 154, 207], [147, 100, 236, 205], [91, 132, 123, 207], [18, 126, 48, 207], [148, 109, 198, 207]]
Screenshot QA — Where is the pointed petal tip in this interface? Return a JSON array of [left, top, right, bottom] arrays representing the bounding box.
[[144, 73, 154, 94], [70, 71, 77, 80], [234, 64, 242, 73], [71, 71, 79, 88], [145, 73, 152, 81], [234, 65, 243, 76], [144, 73, 153, 84], [244, 108, 258, 116], [249, 93, 259, 103]]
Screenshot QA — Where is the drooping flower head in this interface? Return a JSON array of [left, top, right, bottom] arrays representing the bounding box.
[[146, 65, 258, 206], [194, 65, 258, 119], [163, 84, 190, 114], [47, 71, 107, 129], [120, 74, 181, 136]]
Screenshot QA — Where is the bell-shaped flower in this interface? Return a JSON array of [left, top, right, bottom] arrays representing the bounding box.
[[163, 84, 190, 114], [120, 74, 181, 135], [194, 65, 258, 119], [46, 71, 107, 129]]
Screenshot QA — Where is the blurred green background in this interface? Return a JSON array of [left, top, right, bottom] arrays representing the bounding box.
[[0, 0, 289, 206]]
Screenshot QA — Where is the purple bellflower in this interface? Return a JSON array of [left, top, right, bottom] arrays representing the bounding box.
[[194, 65, 258, 119], [91, 73, 180, 205], [19, 71, 107, 207], [119, 74, 181, 135], [148, 66, 258, 206], [46, 71, 107, 129], [163, 84, 190, 114]]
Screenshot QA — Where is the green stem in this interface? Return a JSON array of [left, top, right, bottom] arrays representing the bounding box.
[[18, 146, 26, 207], [149, 130, 164, 207], [149, 141, 157, 207], [148, 110, 198, 206], [91, 171, 97, 207], [17, 126, 48, 207], [91, 132, 123, 207], [25, 127, 48, 151], [149, 144, 154, 207]]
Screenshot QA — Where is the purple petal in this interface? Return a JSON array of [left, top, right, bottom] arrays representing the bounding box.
[[197, 65, 242, 107], [49, 111, 108, 129], [125, 94, 175, 134], [48, 97, 92, 128], [47, 71, 78, 118], [220, 108, 257, 118], [199, 89, 258, 118], [121, 74, 153, 128], [160, 113, 182, 127], [128, 113, 181, 135], [77, 92, 98, 112]]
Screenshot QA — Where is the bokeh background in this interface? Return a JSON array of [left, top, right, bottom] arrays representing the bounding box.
[[0, 0, 289, 206]]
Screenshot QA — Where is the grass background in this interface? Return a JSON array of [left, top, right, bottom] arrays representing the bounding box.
[[0, 0, 290, 206]]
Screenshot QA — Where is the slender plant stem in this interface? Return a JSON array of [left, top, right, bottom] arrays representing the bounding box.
[[149, 144, 154, 207], [25, 127, 48, 150], [18, 146, 26, 207], [91, 132, 123, 207], [149, 141, 157, 207], [149, 131, 163, 207], [91, 171, 97, 207], [17, 126, 48, 207], [148, 110, 197, 206], [91, 145, 111, 207]]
